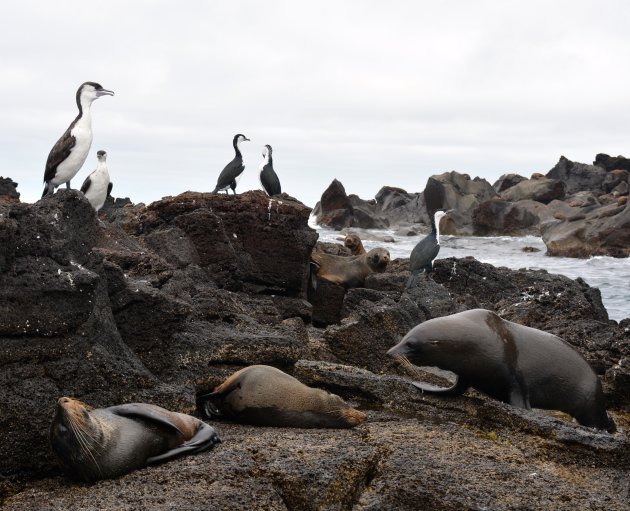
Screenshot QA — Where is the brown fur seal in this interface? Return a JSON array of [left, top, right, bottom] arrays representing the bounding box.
[[50, 397, 221, 481], [311, 247, 390, 288], [344, 233, 366, 255], [196, 365, 367, 428], [387, 309, 615, 432]]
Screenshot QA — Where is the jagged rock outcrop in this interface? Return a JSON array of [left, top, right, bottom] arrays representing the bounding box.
[[492, 173, 527, 193], [0, 177, 19, 203], [500, 176, 566, 204], [374, 186, 429, 227], [313, 180, 390, 230], [594, 153, 630, 172], [546, 155, 608, 195], [423, 171, 498, 235], [542, 200, 630, 258]]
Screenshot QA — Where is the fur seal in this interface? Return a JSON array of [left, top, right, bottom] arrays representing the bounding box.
[[50, 397, 221, 481], [311, 247, 390, 288], [196, 365, 367, 428], [344, 233, 366, 255], [387, 309, 616, 432]]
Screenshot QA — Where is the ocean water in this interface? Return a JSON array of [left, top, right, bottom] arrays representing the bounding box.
[[315, 227, 629, 322]]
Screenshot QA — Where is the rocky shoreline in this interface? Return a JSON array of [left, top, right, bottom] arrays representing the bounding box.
[[0, 185, 629, 510], [313, 153, 630, 258]]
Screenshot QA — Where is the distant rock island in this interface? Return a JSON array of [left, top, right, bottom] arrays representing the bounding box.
[[313, 153, 630, 258]]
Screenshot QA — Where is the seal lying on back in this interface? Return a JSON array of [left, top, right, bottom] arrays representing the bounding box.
[[311, 247, 390, 288], [50, 397, 221, 481], [197, 365, 367, 428], [387, 309, 616, 432], [344, 233, 366, 255]]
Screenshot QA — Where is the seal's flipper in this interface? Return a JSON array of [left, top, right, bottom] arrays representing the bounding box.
[[146, 422, 221, 464], [196, 384, 240, 418], [108, 404, 185, 436], [411, 376, 469, 397]]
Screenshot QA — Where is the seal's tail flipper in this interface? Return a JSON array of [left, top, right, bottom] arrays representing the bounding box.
[[195, 385, 239, 418], [411, 376, 469, 397], [147, 422, 221, 464]]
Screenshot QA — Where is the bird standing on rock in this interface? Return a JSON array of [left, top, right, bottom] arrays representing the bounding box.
[[212, 134, 250, 194], [406, 208, 452, 288], [42, 82, 114, 197], [80, 150, 112, 212], [259, 144, 281, 196]]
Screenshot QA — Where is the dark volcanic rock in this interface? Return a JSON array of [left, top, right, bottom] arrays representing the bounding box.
[[500, 176, 566, 204], [423, 172, 498, 235], [313, 179, 354, 229], [542, 201, 630, 258], [314, 180, 390, 230], [492, 173, 527, 193], [603, 168, 630, 194], [374, 186, 429, 227], [594, 153, 630, 172], [0, 177, 19, 203], [547, 155, 607, 195], [472, 199, 540, 236], [142, 190, 317, 295]]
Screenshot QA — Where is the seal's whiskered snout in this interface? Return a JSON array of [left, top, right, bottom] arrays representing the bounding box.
[[392, 353, 424, 380]]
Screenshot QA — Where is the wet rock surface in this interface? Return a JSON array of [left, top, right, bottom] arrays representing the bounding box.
[[1, 187, 629, 510]]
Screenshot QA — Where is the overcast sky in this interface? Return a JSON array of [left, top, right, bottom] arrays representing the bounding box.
[[1, 1, 629, 207]]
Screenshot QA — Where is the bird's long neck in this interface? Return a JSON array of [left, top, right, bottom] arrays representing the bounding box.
[[432, 216, 441, 245], [76, 95, 93, 125], [234, 139, 242, 158], [263, 152, 272, 167]]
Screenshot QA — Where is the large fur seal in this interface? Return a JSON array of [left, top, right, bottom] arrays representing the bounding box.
[[387, 309, 616, 432], [311, 247, 390, 288], [196, 365, 367, 428], [50, 397, 221, 481]]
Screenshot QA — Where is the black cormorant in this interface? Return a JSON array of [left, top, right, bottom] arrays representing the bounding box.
[[406, 208, 452, 288], [259, 144, 281, 196], [212, 134, 250, 194]]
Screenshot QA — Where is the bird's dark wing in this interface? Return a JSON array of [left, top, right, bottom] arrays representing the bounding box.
[[107, 182, 113, 196], [409, 235, 440, 273], [215, 157, 244, 189], [43, 117, 79, 183], [261, 165, 281, 195], [80, 176, 91, 194]]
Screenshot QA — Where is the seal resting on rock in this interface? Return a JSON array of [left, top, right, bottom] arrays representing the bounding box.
[[50, 397, 221, 482], [344, 233, 366, 255], [311, 247, 390, 288], [387, 309, 616, 432], [196, 365, 367, 428]]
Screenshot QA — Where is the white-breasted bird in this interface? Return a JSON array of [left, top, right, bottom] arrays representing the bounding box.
[[80, 150, 112, 212], [42, 82, 114, 197]]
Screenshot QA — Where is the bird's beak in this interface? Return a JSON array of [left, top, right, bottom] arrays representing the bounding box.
[[245, 138, 250, 142], [445, 209, 454, 214], [96, 89, 115, 97]]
